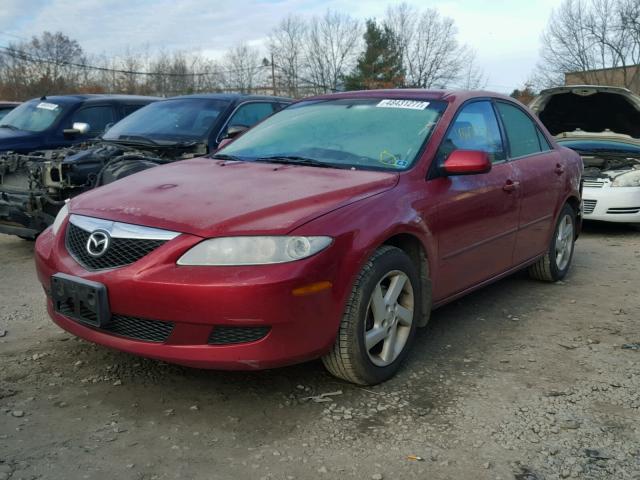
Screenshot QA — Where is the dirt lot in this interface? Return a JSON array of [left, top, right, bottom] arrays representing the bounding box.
[[0, 223, 639, 480]]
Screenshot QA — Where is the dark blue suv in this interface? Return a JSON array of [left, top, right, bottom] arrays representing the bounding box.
[[0, 94, 158, 153]]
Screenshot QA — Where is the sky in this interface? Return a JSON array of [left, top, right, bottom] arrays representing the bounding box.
[[0, 0, 563, 93]]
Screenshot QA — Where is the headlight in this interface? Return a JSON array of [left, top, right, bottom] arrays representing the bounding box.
[[612, 170, 640, 187], [177, 236, 333, 266], [51, 203, 69, 236]]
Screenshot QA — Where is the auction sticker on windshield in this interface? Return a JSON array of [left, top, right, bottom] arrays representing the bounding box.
[[36, 102, 59, 111], [376, 99, 430, 110]]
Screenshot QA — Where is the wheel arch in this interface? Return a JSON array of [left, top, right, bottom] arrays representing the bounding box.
[[380, 232, 432, 327], [563, 194, 582, 239]]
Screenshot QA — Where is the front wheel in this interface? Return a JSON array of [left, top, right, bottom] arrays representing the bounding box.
[[528, 203, 576, 282], [322, 246, 420, 385]]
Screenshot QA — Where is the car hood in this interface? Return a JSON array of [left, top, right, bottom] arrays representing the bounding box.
[[70, 157, 399, 237], [0, 127, 39, 150], [556, 129, 640, 146], [530, 85, 640, 138]]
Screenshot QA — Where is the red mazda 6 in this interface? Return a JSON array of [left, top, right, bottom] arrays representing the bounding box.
[[35, 90, 582, 385]]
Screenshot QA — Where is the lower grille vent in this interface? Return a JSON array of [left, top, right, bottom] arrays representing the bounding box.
[[208, 326, 270, 345], [583, 199, 597, 214], [58, 303, 174, 343]]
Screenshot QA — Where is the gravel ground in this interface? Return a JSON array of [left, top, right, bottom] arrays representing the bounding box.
[[0, 222, 639, 480]]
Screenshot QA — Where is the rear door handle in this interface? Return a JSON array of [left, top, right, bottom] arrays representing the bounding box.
[[503, 180, 520, 192], [555, 164, 565, 175]]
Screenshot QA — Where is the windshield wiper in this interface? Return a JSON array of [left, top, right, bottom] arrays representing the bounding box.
[[254, 155, 338, 168], [116, 135, 159, 145], [210, 153, 247, 162], [0, 124, 19, 130]]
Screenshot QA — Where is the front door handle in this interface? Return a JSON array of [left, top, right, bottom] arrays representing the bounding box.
[[555, 163, 565, 175], [503, 180, 520, 192]]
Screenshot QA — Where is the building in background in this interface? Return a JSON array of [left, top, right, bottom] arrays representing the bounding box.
[[565, 65, 640, 93]]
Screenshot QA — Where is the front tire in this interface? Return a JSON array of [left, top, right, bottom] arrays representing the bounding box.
[[322, 246, 420, 385], [528, 203, 576, 282]]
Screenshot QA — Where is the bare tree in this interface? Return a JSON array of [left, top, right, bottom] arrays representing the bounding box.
[[454, 50, 488, 90], [384, 2, 416, 85], [384, 5, 474, 88], [304, 10, 361, 93], [269, 15, 307, 97], [222, 43, 264, 93], [533, 0, 640, 89], [0, 31, 86, 98]]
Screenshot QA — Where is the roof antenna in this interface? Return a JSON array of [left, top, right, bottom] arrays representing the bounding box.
[[40, 95, 47, 100]]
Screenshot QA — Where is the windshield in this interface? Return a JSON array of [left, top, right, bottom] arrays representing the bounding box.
[[103, 98, 230, 143], [558, 139, 640, 155], [0, 100, 65, 132], [218, 98, 447, 170], [0, 107, 15, 121]]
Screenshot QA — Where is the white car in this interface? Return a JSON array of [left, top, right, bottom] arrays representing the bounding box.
[[531, 86, 640, 225]]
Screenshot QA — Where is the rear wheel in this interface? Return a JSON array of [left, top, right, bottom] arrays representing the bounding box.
[[528, 203, 576, 282], [322, 246, 420, 385]]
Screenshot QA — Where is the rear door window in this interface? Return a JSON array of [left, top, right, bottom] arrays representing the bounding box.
[[122, 104, 146, 117], [437, 100, 506, 165], [496, 102, 547, 158], [228, 102, 276, 128], [72, 106, 116, 135]]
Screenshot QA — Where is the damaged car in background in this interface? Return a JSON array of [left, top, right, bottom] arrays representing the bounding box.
[[0, 94, 157, 153], [0, 93, 291, 239], [531, 86, 640, 226]]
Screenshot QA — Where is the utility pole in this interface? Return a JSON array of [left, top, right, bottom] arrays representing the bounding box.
[[271, 54, 276, 96]]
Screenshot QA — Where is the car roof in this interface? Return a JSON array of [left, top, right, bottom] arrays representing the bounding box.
[[163, 93, 293, 103], [296, 89, 516, 104], [24, 94, 160, 105]]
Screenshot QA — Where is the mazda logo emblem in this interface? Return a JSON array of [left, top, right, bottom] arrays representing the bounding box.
[[86, 230, 110, 258]]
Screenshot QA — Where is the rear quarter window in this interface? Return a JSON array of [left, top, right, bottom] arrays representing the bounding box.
[[496, 102, 546, 158]]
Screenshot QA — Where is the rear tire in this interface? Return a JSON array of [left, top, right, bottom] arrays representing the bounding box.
[[322, 246, 420, 385], [528, 203, 576, 282]]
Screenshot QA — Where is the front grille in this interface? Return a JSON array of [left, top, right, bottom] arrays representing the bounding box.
[[66, 222, 166, 270], [583, 179, 605, 188], [58, 302, 174, 342], [208, 326, 270, 345], [606, 207, 640, 214], [583, 199, 597, 214]]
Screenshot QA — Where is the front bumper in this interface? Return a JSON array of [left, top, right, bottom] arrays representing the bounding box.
[[35, 222, 347, 370], [583, 185, 640, 223]]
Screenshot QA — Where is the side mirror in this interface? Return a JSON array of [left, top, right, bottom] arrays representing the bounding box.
[[224, 125, 249, 139], [442, 150, 492, 176], [63, 122, 91, 138]]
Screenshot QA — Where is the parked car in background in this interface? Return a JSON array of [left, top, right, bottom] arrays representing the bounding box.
[[531, 85, 640, 226], [0, 94, 158, 154], [35, 90, 582, 385], [0, 93, 291, 239], [0, 101, 20, 121]]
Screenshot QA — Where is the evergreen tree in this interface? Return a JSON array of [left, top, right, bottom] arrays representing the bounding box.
[[344, 19, 404, 90]]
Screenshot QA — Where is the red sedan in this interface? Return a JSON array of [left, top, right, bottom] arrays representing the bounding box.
[[34, 90, 582, 385]]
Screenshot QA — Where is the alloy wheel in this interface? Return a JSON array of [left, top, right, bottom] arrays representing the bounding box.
[[555, 214, 574, 271], [364, 270, 414, 367]]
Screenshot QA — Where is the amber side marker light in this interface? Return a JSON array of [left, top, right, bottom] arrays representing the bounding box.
[[292, 281, 333, 296]]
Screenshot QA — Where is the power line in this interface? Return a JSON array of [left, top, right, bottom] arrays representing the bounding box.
[[0, 45, 264, 77], [0, 44, 331, 92]]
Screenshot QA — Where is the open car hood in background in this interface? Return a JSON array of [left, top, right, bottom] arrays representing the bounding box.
[[555, 129, 640, 147], [530, 85, 640, 138]]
